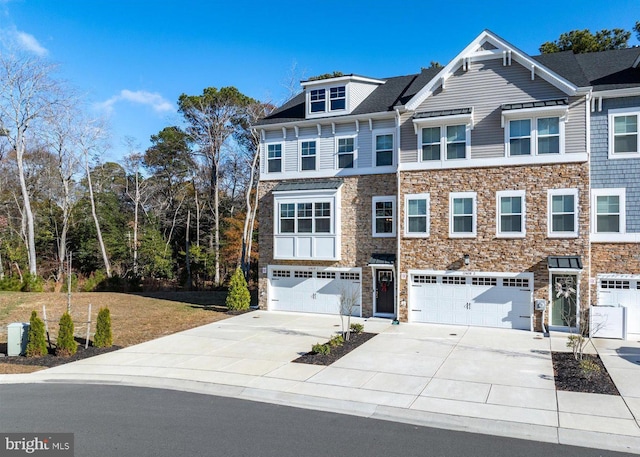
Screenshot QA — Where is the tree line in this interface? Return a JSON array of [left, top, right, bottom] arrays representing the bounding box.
[[0, 48, 272, 292]]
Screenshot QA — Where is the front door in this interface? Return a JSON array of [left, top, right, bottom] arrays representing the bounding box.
[[376, 269, 395, 315], [551, 274, 578, 327]]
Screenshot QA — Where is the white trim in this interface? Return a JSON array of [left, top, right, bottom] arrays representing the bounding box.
[[255, 111, 394, 130], [591, 233, 640, 243], [449, 192, 477, 238], [298, 138, 318, 172], [608, 107, 640, 159], [503, 113, 566, 157], [404, 193, 430, 238], [501, 105, 568, 127], [404, 30, 578, 111], [415, 120, 471, 163], [549, 271, 580, 330], [372, 128, 396, 168], [547, 188, 579, 238], [593, 87, 640, 98], [591, 188, 626, 236], [334, 134, 357, 170], [398, 152, 587, 173], [265, 141, 284, 174], [302, 75, 386, 87], [496, 190, 526, 238], [372, 196, 396, 238]]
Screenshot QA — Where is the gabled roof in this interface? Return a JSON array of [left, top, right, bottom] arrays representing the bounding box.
[[255, 32, 640, 127], [404, 30, 579, 111]]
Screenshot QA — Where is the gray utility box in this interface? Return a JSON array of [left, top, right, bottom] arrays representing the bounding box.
[[7, 322, 30, 356]]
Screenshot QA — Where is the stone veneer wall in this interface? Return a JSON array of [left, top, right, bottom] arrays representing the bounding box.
[[257, 174, 397, 316], [591, 243, 640, 301], [397, 162, 590, 330]]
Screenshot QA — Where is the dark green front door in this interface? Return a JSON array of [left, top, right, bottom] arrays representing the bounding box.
[[551, 274, 577, 327]]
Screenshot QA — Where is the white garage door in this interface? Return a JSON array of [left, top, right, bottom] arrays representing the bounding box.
[[268, 266, 361, 316], [598, 275, 640, 335], [408, 272, 533, 330]]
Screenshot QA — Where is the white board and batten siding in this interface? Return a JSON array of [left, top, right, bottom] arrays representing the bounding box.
[[408, 270, 534, 330], [268, 265, 362, 317]]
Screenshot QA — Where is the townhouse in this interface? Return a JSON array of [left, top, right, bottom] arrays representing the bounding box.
[[254, 30, 640, 336]]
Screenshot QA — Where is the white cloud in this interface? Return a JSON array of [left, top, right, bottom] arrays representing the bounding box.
[[0, 26, 48, 56], [96, 90, 174, 115], [15, 30, 47, 56]]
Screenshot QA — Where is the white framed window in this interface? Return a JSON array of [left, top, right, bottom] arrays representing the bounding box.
[[506, 116, 563, 156], [609, 108, 640, 158], [329, 86, 346, 111], [418, 124, 470, 161], [266, 143, 283, 173], [373, 130, 394, 167], [299, 140, 316, 171], [372, 196, 396, 237], [277, 201, 333, 235], [336, 136, 356, 169], [310, 89, 326, 113], [496, 190, 526, 238], [405, 193, 430, 237], [449, 192, 477, 238], [592, 188, 625, 234], [548, 188, 578, 238]]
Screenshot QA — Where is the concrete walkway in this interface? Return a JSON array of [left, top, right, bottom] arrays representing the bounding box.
[[2, 310, 640, 454]]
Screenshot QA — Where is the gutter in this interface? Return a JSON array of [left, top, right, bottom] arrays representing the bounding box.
[[395, 108, 402, 322]]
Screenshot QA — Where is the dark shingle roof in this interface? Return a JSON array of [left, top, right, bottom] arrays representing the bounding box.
[[256, 48, 640, 127], [272, 179, 342, 192], [532, 47, 640, 91]]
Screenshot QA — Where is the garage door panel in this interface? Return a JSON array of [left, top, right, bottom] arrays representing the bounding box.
[[269, 267, 361, 316], [409, 273, 532, 330], [598, 278, 640, 335]]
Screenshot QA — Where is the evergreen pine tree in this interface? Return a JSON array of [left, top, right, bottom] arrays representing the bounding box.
[[56, 312, 77, 356], [94, 307, 113, 348], [26, 310, 47, 357], [225, 268, 251, 311]]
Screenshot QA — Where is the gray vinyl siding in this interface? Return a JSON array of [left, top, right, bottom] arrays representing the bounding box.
[[400, 112, 419, 162], [412, 59, 577, 161], [373, 118, 395, 130], [319, 126, 334, 170], [349, 82, 379, 112], [357, 127, 373, 167], [284, 138, 298, 172], [565, 96, 587, 154], [591, 96, 640, 232]]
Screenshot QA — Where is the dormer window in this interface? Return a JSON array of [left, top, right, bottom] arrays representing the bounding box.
[[310, 89, 326, 113], [306, 85, 348, 116], [330, 86, 346, 110]]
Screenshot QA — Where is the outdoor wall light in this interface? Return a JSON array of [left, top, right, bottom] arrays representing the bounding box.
[[463, 254, 470, 266]]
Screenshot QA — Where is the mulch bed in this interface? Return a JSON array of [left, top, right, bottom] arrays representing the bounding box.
[[293, 332, 376, 366], [552, 352, 619, 395], [0, 342, 121, 369]]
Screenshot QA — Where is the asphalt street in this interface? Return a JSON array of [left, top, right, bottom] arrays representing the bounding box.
[[0, 383, 634, 457]]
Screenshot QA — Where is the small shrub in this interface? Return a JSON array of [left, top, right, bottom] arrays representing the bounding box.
[[0, 276, 22, 291], [312, 343, 331, 355], [94, 307, 113, 348], [579, 358, 601, 374], [226, 268, 251, 311], [20, 274, 43, 292], [328, 335, 344, 347], [56, 312, 77, 357], [350, 323, 364, 334], [26, 311, 47, 357], [81, 271, 106, 292]]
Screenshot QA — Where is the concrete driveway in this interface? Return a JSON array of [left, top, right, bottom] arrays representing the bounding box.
[[2, 310, 640, 454]]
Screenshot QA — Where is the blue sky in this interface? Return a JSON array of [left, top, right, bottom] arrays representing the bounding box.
[[1, 0, 639, 161]]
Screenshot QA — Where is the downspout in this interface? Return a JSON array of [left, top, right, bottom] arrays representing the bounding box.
[[395, 108, 402, 323], [585, 91, 593, 314]]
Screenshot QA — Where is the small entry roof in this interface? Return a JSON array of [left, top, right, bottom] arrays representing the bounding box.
[[368, 253, 396, 266], [548, 256, 583, 270]]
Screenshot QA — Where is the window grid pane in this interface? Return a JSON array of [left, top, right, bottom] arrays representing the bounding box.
[[613, 115, 638, 153], [376, 134, 393, 166], [375, 200, 394, 234], [407, 198, 428, 234], [538, 117, 560, 154], [596, 195, 620, 233], [509, 119, 531, 156], [452, 197, 473, 233], [422, 127, 441, 161], [551, 195, 575, 232], [446, 125, 466, 159], [499, 196, 523, 233]]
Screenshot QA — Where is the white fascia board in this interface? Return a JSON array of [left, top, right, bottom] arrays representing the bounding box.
[[592, 87, 640, 99], [302, 75, 386, 88], [405, 30, 578, 111]]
